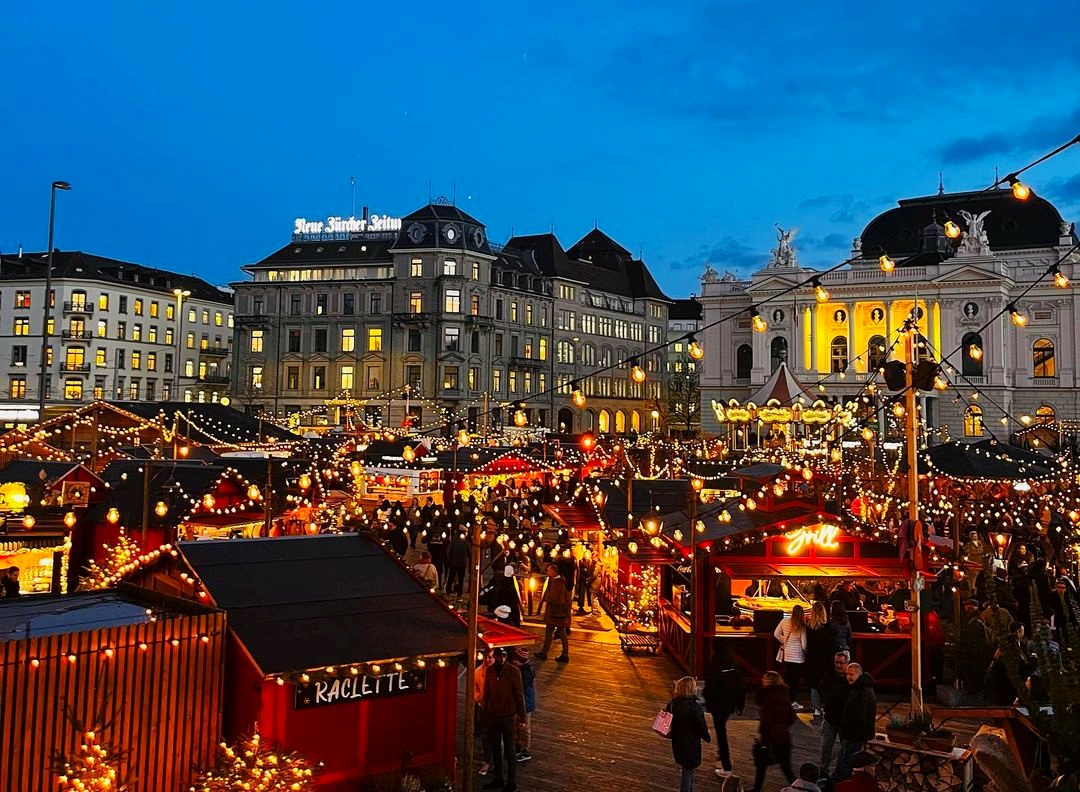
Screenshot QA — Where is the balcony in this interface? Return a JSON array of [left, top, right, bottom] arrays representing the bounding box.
[[392, 312, 433, 324], [234, 314, 271, 328], [511, 355, 545, 368], [61, 330, 92, 342], [1031, 376, 1059, 387], [199, 345, 229, 357], [465, 314, 494, 328], [198, 374, 231, 385], [59, 362, 91, 374], [62, 302, 94, 315]]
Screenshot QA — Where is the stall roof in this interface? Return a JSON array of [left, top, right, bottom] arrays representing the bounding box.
[[918, 440, 1054, 480], [432, 447, 546, 474], [0, 460, 103, 488], [732, 464, 787, 482], [178, 534, 469, 675], [665, 502, 820, 551], [717, 560, 903, 580], [477, 615, 536, 649]]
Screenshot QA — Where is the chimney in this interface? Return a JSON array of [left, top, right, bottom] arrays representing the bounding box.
[[362, 206, 368, 221]]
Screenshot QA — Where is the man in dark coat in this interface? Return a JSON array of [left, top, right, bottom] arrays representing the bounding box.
[[535, 564, 572, 662], [818, 650, 851, 777], [702, 642, 745, 777], [834, 663, 876, 782], [446, 530, 469, 597], [482, 647, 525, 791]]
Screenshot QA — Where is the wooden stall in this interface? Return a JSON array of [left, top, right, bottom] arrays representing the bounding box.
[[0, 587, 225, 792]]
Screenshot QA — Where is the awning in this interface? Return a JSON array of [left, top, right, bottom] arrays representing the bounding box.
[[477, 615, 536, 648], [718, 561, 905, 580]]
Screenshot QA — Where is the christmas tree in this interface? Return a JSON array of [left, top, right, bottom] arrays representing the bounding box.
[[190, 728, 320, 791], [54, 730, 130, 792], [621, 564, 659, 629], [79, 529, 144, 590]]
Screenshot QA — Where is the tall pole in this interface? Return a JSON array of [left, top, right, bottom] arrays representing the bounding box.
[[904, 323, 925, 715], [459, 433, 479, 792], [39, 181, 71, 417], [173, 289, 190, 401], [263, 452, 274, 537], [141, 458, 155, 547], [689, 484, 700, 675]]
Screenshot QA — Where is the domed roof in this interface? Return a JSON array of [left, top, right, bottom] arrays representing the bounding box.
[[860, 188, 1065, 257]]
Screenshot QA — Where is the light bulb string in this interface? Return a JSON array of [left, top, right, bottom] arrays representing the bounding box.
[[989, 132, 1080, 190]]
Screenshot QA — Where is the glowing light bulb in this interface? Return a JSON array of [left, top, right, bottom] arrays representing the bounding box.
[[202, 493, 216, 510], [814, 282, 829, 302], [1053, 268, 1070, 288], [944, 220, 961, 239], [861, 427, 874, 442], [688, 340, 705, 360], [572, 388, 586, 407], [298, 473, 311, 490], [63, 511, 76, 528], [402, 445, 416, 462], [22, 514, 35, 529], [514, 410, 528, 427], [933, 375, 948, 391], [1010, 178, 1031, 200], [154, 500, 168, 517], [631, 365, 646, 383], [751, 311, 767, 333], [106, 507, 120, 524], [968, 344, 983, 361], [1009, 306, 1027, 327], [247, 484, 260, 500], [879, 254, 895, 273], [892, 403, 905, 418], [457, 429, 471, 446]]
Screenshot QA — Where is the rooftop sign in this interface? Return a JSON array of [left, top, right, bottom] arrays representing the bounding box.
[[292, 214, 402, 242]]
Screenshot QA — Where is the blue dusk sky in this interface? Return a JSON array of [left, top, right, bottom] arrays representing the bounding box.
[[2, 1, 1078, 297]]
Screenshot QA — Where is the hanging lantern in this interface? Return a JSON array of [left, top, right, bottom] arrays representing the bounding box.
[[402, 445, 416, 462], [22, 514, 35, 529], [572, 388, 586, 408], [106, 507, 120, 524], [63, 511, 77, 528], [154, 501, 168, 517], [298, 473, 312, 490], [202, 493, 216, 510], [514, 410, 528, 427]]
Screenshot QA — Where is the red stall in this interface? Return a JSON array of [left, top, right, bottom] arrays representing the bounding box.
[[140, 533, 468, 790]]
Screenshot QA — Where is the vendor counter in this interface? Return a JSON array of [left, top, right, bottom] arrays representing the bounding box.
[[659, 602, 913, 689]]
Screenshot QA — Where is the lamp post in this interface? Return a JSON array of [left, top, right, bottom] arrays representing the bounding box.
[[688, 477, 703, 675], [39, 180, 71, 416], [903, 321, 925, 716], [173, 288, 191, 401]]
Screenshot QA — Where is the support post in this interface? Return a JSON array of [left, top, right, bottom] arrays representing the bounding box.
[[905, 325, 925, 715], [462, 463, 480, 792]]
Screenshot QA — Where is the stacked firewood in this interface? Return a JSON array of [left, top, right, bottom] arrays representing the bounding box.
[[868, 746, 966, 791]]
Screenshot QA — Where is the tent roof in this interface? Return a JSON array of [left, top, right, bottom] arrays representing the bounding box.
[[745, 363, 812, 407]]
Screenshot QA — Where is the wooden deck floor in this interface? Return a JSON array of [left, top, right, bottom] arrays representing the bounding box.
[[461, 638, 856, 791]]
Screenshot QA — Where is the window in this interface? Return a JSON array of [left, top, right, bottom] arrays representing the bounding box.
[[558, 284, 575, 301], [198, 361, 207, 379], [250, 366, 263, 389], [492, 368, 502, 392], [200, 309, 208, 324], [494, 334, 504, 357], [444, 289, 461, 313], [443, 259, 458, 277], [964, 405, 983, 437], [119, 296, 128, 314], [164, 354, 173, 373], [130, 351, 141, 369], [184, 359, 194, 377], [1033, 338, 1056, 377], [214, 310, 222, 326], [770, 337, 788, 373], [134, 298, 144, 316], [312, 366, 325, 389], [408, 330, 421, 352], [443, 365, 459, 390], [525, 304, 533, 325], [508, 371, 518, 394], [132, 323, 142, 342], [495, 300, 504, 320], [868, 335, 888, 372], [343, 294, 355, 315], [285, 367, 299, 389], [290, 295, 302, 315], [470, 295, 480, 316], [164, 328, 173, 345], [166, 304, 175, 320], [471, 262, 480, 281], [314, 328, 328, 353], [288, 329, 301, 353], [830, 336, 848, 373], [370, 293, 382, 314], [511, 302, 518, 322], [46, 346, 53, 366], [115, 349, 125, 370], [150, 301, 160, 318], [97, 320, 108, 337], [15, 291, 31, 308], [444, 327, 460, 351], [468, 366, 480, 391], [961, 332, 983, 376], [409, 292, 423, 313], [736, 344, 753, 379], [98, 293, 109, 310], [95, 349, 107, 367], [368, 328, 382, 352], [340, 365, 354, 391], [13, 318, 30, 336], [11, 346, 27, 367], [64, 379, 83, 401], [341, 328, 355, 352], [316, 294, 328, 315], [471, 331, 480, 354], [411, 258, 423, 277], [250, 330, 264, 352], [147, 352, 156, 371], [556, 341, 575, 364], [148, 326, 157, 343], [405, 365, 422, 389], [117, 321, 127, 340], [363, 365, 379, 390], [9, 376, 26, 399]]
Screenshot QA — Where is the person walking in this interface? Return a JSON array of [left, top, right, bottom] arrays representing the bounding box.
[[575, 552, 596, 615], [665, 675, 711, 792], [512, 648, 536, 762], [805, 601, 836, 718], [749, 671, 796, 792], [481, 647, 525, 791], [830, 601, 853, 652], [702, 641, 745, 779], [412, 550, 440, 590], [834, 663, 877, 782], [535, 564, 572, 662], [818, 650, 852, 778], [773, 605, 808, 708], [475, 650, 495, 777], [446, 530, 469, 597]]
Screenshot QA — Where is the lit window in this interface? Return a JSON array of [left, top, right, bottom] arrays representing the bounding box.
[[367, 328, 382, 352], [250, 330, 264, 353], [98, 294, 109, 310], [830, 336, 848, 373], [444, 289, 461, 313], [9, 377, 26, 399], [312, 366, 325, 389], [443, 259, 458, 276], [250, 366, 263, 388], [64, 379, 83, 401], [147, 352, 156, 371], [15, 291, 31, 308], [12, 318, 30, 336], [134, 299, 143, 316], [95, 349, 106, 367], [411, 258, 423, 277], [410, 292, 423, 313], [186, 332, 194, 349], [201, 309, 209, 324], [148, 326, 157, 343], [492, 369, 502, 392], [131, 351, 141, 370], [185, 360, 194, 377], [214, 311, 223, 326], [472, 262, 480, 280], [340, 365, 354, 391], [150, 301, 159, 318], [166, 304, 175, 320], [964, 405, 983, 437], [443, 365, 459, 390], [444, 327, 460, 351], [1033, 338, 1056, 377], [97, 320, 107, 337], [341, 328, 355, 352]]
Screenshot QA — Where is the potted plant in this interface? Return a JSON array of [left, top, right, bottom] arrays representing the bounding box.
[[886, 713, 954, 752]]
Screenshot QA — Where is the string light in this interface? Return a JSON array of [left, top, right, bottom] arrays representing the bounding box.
[[968, 344, 983, 361], [812, 279, 829, 302], [572, 387, 587, 408], [1008, 303, 1028, 327], [879, 254, 895, 273], [687, 336, 705, 361], [631, 362, 647, 383], [1052, 265, 1070, 288], [751, 309, 767, 333], [944, 220, 961, 239], [1008, 175, 1032, 200]]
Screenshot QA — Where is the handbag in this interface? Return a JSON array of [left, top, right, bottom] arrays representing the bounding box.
[[752, 740, 773, 767], [775, 646, 785, 663], [651, 709, 673, 737]]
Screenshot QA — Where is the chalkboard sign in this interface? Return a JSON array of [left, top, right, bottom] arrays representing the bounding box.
[[293, 669, 427, 709]]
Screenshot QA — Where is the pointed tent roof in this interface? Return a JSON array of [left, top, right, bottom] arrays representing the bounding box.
[[745, 363, 813, 406]]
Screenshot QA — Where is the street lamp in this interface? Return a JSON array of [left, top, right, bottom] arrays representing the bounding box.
[[173, 288, 191, 401], [39, 180, 71, 415]]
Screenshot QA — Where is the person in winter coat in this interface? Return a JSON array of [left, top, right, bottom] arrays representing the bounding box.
[[818, 650, 852, 777], [750, 671, 796, 792], [773, 605, 808, 707], [512, 648, 536, 762], [482, 647, 526, 791], [830, 601, 853, 652], [805, 601, 836, 718], [702, 642, 745, 778], [834, 663, 877, 782], [446, 530, 469, 597], [412, 551, 440, 590], [665, 675, 711, 792], [535, 564, 572, 662], [484, 565, 523, 627]]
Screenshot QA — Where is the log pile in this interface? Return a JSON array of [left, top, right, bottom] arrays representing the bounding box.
[[868, 744, 967, 791]]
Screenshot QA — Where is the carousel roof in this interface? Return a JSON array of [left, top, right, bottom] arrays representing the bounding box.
[[745, 362, 813, 407]]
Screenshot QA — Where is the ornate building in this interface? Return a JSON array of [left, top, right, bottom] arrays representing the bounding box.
[[230, 204, 670, 434], [698, 188, 1079, 443]]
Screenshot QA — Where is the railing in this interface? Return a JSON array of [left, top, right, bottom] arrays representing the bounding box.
[[199, 346, 229, 356], [59, 363, 90, 373], [198, 374, 230, 384], [391, 312, 433, 323], [1031, 376, 1059, 386], [465, 314, 494, 326], [62, 302, 93, 314], [511, 355, 544, 367], [61, 330, 92, 341]]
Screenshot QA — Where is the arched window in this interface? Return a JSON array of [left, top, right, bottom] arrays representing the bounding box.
[[770, 337, 788, 373], [615, 410, 626, 433], [631, 410, 641, 432], [580, 343, 596, 366], [962, 332, 984, 377], [867, 335, 887, 372], [598, 410, 611, 433], [736, 344, 752, 379], [830, 336, 848, 373], [964, 405, 983, 437], [1036, 405, 1056, 424], [1033, 338, 1056, 377]]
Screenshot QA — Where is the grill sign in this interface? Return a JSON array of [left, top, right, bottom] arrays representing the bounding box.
[[294, 669, 426, 709]]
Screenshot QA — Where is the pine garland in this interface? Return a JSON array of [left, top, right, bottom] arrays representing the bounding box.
[[190, 728, 320, 791], [79, 529, 145, 590]]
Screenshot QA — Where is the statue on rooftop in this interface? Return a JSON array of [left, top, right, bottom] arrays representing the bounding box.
[[771, 225, 798, 267]]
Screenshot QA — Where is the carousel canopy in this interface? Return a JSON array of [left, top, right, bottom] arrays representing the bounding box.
[[745, 362, 813, 407], [178, 534, 468, 675], [917, 439, 1055, 481]]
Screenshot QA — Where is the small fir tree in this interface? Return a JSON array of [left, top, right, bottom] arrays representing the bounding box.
[[190, 728, 320, 791]]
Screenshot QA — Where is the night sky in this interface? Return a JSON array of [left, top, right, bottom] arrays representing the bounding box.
[[3, 1, 1078, 297]]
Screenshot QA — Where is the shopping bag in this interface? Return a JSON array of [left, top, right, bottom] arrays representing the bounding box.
[[651, 709, 673, 737]]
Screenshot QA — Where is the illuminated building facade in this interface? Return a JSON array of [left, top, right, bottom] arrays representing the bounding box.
[[0, 251, 233, 424], [231, 204, 670, 433], [698, 188, 1079, 443]]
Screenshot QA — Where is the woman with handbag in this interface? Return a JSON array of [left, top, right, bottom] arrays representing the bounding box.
[[750, 671, 796, 792], [773, 604, 808, 708], [665, 676, 711, 792]]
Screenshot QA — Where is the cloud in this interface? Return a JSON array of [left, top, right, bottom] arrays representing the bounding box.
[[1044, 173, 1080, 208], [798, 194, 871, 224], [935, 108, 1080, 165], [669, 236, 764, 276], [801, 232, 850, 250]]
